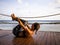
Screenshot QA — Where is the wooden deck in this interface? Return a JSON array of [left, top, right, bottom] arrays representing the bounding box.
[[0, 30, 60, 45]]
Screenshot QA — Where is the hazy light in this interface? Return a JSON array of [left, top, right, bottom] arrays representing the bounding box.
[[17, 0, 22, 4]]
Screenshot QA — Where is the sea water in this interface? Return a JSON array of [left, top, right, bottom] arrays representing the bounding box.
[[0, 24, 18, 30], [0, 24, 60, 32], [0, 20, 60, 32]]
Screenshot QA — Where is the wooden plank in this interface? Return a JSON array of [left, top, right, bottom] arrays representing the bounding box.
[[46, 32, 51, 45], [35, 31, 46, 45], [39, 32, 48, 45], [0, 30, 12, 37], [50, 32, 56, 45], [0, 31, 60, 45], [54, 32, 60, 45]]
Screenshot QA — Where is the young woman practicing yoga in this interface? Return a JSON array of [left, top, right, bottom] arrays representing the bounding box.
[[11, 13, 40, 37]]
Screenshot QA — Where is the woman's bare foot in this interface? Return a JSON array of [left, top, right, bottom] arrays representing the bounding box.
[[11, 13, 16, 20]]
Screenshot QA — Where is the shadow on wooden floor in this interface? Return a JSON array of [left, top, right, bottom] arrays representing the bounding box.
[[0, 30, 60, 45]]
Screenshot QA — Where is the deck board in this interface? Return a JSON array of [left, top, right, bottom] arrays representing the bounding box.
[[0, 30, 60, 45]]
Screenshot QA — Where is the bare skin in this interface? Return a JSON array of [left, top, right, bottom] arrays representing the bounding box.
[[11, 14, 34, 37]]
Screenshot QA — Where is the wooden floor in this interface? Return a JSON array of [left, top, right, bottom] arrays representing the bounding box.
[[0, 30, 60, 45]]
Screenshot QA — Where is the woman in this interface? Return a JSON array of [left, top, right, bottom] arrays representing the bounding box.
[[11, 13, 40, 37]]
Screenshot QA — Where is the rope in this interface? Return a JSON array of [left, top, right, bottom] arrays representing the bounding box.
[[0, 13, 11, 17], [0, 13, 60, 18]]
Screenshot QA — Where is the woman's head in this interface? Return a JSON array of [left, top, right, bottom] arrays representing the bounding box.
[[31, 22, 40, 34]]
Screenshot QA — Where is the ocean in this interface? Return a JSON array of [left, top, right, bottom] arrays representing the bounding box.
[[0, 20, 60, 24], [0, 20, 60, 32]]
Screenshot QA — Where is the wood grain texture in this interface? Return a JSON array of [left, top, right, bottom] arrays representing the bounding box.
[[0, 30, 60, 45]]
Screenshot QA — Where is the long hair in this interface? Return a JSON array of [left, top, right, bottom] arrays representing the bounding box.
[[31, 22, 40, 34]]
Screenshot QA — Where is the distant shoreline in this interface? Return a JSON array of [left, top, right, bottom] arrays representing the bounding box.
[[0, 20, 60, 24], [0, 23, 60, 24]]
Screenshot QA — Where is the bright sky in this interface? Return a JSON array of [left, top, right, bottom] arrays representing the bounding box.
[[0, 0, 60, 20]]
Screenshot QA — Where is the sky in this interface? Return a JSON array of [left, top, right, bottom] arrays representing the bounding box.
[[0, 0, 60, 20]]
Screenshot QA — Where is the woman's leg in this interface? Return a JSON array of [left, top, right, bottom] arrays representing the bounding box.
[[12, 24, 21, 37]]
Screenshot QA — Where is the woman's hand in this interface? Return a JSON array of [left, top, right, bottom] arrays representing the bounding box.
[[11, 13, 17, 21]]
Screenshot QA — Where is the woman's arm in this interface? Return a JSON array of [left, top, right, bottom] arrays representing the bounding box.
[[17, 18, 34, 36], [11, 14, 34, 36]]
